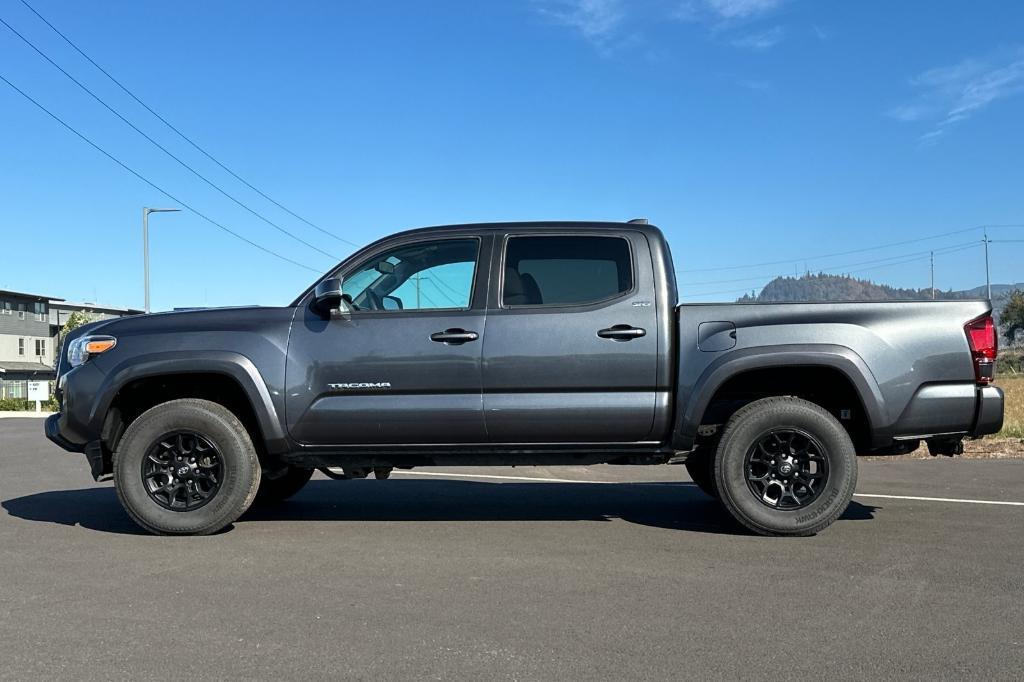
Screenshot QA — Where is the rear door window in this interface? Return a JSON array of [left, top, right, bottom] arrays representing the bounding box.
[[502, 236, 633, 307]]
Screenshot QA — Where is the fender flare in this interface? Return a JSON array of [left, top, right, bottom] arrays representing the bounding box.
[[673, 344, 889, 450], [90, 350, 288, 451]]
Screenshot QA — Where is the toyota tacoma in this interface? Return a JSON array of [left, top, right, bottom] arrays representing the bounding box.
[[46, 221, 1005, 535]]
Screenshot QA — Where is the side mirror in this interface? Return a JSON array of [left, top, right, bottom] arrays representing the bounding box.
[[312, 278, 351, 317], [381, 295, 403, 311]]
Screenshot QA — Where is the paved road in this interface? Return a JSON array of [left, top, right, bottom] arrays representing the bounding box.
[[2, 418, 1023, 680]]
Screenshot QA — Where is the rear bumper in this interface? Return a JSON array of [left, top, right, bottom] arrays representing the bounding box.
[[972, 385, 1004, 437]]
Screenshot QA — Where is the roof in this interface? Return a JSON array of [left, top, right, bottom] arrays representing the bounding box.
[[0, 361, 55, 374], [0, 289, 63, 302], [51, 300, 143, 315], [382, 220, 663, 242]]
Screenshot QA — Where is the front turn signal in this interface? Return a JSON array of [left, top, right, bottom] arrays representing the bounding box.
[[84, 338, 117, 355], [67, 335, 117, 368]]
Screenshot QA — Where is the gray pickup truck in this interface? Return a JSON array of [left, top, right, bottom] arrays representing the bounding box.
[[46, 221, 1004, 536]]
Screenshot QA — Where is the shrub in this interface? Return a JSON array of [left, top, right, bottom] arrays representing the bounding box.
[[997, 350, 1024, 376], [0, 397, 58, 412]]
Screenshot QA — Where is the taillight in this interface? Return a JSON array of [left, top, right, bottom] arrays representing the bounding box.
[[964, 315, 997, 384]]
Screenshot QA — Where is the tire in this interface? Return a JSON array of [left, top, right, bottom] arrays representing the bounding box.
[[684, 447, 718, 498], [113, 399, 262, 536], [254, 466, 313, 504], [713, 397, 857, 537]]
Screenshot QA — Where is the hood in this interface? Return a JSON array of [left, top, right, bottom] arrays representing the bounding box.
[[56, 306, 295, 379], [89, 305, 291, 336]]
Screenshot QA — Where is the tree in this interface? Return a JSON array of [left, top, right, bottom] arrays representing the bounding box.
[[61, 310, 99, 335], [56, 310, 100, 354], [1000, 289, 1024, 346]]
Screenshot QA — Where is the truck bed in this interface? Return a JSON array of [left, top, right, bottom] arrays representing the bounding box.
[[672, 299, 999, 450]]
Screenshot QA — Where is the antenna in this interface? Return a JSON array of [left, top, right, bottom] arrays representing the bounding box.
[[983, 228, 992, 300]]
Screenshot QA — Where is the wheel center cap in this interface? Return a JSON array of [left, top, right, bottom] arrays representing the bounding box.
[[777, 460, 794, 476], [176, 464, 192, 478]]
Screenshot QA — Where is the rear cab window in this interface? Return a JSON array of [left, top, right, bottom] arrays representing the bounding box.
[[501, 235, 633, 307]]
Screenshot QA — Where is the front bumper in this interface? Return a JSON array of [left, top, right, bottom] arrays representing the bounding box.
[[972, 385, 1004, 436], [45, 413, 83, 452], [46, 413, 111, 480]]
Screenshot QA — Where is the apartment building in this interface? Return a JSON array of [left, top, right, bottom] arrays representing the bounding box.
[[0, 289, 141, 398]]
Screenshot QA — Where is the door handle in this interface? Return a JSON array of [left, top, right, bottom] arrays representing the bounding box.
[[597, 324, 646, 341], [430, 328, 479, 345]]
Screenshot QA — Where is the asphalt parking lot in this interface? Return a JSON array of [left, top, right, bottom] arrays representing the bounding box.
[[2, 418, 1023, 680]]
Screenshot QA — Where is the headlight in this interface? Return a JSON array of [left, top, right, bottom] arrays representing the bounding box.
[[67, 335, 117, 368]]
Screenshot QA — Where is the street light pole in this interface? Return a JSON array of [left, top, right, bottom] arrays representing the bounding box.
[[143, 207, 180, 313], [930, 251, 935, 300]]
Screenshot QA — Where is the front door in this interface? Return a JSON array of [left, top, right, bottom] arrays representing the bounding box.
[[481, 232, 659, 442], [286, 236, 489, 444]]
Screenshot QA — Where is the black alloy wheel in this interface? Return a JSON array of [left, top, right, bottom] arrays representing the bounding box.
[[713, 397, 857, 536], [142, 431, 224, 511], [744, 428, 829, 510]]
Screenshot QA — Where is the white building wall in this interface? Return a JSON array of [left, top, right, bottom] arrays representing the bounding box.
[[0, 332, 54, 365]]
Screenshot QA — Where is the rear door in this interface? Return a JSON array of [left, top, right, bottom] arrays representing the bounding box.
[[286, 235, 490, 444], [481, 231, 659, 442]]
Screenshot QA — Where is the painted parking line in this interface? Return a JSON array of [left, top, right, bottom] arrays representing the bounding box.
[[393, 470, 1024, 507], [852, 493, 1024, 507]]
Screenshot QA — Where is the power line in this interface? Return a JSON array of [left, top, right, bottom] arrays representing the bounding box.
[[676, 224, 1024, 274], [678, 239, 983, 287], [0, 14, 342, 262], [0, 71, 321, 273], [679, 241, 982, 299], [18, 0, 361, 250], [421, 277, 460, 306]]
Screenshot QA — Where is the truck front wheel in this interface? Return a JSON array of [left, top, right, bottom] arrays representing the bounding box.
[[713, 397, 857, 536], [113, 399, 262, 535]]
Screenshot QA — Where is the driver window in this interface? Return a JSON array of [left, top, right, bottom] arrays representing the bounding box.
[[342, 239, 478, 312]]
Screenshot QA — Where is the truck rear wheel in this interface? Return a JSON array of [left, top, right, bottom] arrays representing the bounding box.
[[113, 399, 261, 536], [713, 397, 857, 536], [255, 466, 313, 504]]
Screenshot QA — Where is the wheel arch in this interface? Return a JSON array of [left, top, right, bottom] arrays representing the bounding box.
[[673, 345, 888, 451], [94, 352, 288, 458]]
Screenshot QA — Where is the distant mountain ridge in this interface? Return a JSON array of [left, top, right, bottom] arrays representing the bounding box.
[[737, 274, 1023, 342], [737, 273, 1023, 305]]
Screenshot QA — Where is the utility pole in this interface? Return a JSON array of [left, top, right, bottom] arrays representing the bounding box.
[[414, 271, 421, 308], [930, 251, 935, 300], [143, 207, 180, 313], [983, 228, 992, 301]]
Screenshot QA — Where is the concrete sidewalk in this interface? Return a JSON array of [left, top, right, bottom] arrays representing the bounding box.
[[0, 411, 53, 419]]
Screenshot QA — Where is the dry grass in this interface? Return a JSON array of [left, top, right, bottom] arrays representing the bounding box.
[[996, 375, 1024, 439]]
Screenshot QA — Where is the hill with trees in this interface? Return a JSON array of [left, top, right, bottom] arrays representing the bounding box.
[[736, 273, 1024, 348]]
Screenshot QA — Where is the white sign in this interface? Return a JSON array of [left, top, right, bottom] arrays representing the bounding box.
[[28, 381, 49, 402]]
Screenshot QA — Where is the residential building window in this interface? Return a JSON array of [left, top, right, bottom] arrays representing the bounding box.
[[17, 303, 26, 320], [35, 339, 46, 357], [18, 338, 25, 356], [34, 301, 46, 322], [1, 301, 10, 315]]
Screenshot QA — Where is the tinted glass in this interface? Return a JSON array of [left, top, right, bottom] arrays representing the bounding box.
[[503, 236, 632, 306], [342, 239, 478, 312]]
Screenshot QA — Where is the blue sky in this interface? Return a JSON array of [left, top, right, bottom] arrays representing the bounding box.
[[1, 0, 1022, 310]]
